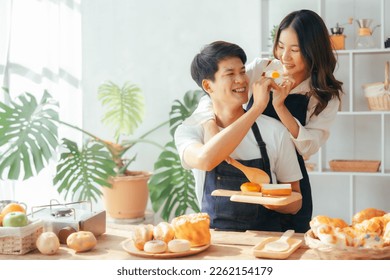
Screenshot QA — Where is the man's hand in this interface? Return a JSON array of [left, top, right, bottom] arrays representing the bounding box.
[[251, 76, 276, 113]]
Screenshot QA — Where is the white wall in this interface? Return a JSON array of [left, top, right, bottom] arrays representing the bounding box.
[[81, 0, 263, 216], [81, 0, 390, 221], [81, 0, 261, 172]]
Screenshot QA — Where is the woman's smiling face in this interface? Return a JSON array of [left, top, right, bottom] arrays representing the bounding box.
[[276, 26, 308, 83]]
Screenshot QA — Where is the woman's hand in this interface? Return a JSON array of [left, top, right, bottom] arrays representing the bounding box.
[[272, 78, 295, 108]]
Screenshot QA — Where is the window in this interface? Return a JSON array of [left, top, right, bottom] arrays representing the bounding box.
[[0, 0, 82, 210]]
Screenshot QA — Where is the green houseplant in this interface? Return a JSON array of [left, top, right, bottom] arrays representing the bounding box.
[[0, 82, 166, 219], [0, 84, 203, 221], [148, 89, 203, 221]]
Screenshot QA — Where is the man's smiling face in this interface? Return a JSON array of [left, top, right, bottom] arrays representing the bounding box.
[[207, 57, 249, 107]]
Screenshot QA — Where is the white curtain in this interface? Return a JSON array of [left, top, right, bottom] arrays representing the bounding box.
[[0, 0, 82, 209]]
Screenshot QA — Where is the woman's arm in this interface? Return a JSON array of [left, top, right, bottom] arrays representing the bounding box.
[[273, 88, 340, 158], [293, 97, 340, 158]]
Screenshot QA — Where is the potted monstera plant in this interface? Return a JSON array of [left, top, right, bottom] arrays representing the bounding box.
[[0, 82, 166, 220], [148, 89, 203, 221]]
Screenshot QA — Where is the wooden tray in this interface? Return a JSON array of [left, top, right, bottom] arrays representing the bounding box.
[[329, 160, 380, 172], [211, 189, 302, 206], [121, 239, 210, 259], [252, 237, 302, 259]]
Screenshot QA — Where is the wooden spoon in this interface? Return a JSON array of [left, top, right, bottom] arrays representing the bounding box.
[[264, 229, 294, 252], [226, 157, 270, 184]]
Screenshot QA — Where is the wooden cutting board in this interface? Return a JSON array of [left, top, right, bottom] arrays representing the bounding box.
[[211, 189, 302, 206]]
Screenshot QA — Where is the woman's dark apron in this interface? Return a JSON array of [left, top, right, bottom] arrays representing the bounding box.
[[247, 93, 312, 233], [201, 123, 283, 232]]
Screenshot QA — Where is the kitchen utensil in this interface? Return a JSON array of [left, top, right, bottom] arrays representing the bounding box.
[[264, 229, 295, 252], [355, 18, 380, 49], [330, 18, 353, 35], [330, 24, 344, 35], [252, 235, 302, 259], [226, 157, 270, 184]]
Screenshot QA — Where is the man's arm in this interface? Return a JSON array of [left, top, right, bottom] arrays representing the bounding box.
[[263, 180, 302, 214], [183, 78, 275, 171]]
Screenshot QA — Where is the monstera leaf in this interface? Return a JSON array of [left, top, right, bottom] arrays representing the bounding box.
[[98, 81, 144, 141], [0, 91, 59, 180], [149, 90, 204, 221], [149, 141, 199, 221], [54, 138, 117, 202]]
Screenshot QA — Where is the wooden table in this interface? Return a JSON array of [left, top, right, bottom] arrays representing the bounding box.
[[0, 222, 320, 260]]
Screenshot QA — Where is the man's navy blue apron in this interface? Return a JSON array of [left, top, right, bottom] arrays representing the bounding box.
[[201, 122, 283, 232], [247, 92, 312, 233]]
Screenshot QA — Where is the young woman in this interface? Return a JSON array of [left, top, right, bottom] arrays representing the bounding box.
[[187, 10, 343, 232]]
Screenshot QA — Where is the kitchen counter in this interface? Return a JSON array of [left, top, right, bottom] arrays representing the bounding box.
[[0, 222, 320, 260]]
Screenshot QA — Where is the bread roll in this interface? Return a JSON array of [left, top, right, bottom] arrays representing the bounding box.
[[153, 222, 175, 244], [352, 208, 386, 225], [261, 183, 292, 196], [168, 239, 191, 253], [132, 224, 154, 250], [383, 221, 390, 246], [310, 210, 390, 249], [354, 216, 386, 237], [240, 182, 261, 192], [144, 240, 167, 254], [354, 232, 384, 249], [310, 215, 348, 239], [314, 224, 347, 247]]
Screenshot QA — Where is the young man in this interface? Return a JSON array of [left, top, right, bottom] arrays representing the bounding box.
[[174, 41, 302, 231]]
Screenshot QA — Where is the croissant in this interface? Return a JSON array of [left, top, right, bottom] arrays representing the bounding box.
[[352, 208, 386, 225], [310, 209, 390, 249], [310, 215, 348, 238]]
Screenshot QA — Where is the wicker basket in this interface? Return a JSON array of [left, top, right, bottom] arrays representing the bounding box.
[[304, 229, 390, 260], [363, 61, 390, 111], [365, 93, 390, 111], [329, 160, 380, 172], [0, 219, 43, 255]]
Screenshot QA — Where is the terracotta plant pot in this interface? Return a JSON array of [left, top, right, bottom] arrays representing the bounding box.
[[102, 171, 152, 219]]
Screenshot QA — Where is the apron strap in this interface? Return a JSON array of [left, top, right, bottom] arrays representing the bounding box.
[[251, 122, 272, 183]]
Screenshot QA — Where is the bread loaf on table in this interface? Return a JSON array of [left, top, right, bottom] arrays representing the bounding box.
[[261, 183, 292, 196], [171, 212, 211, 247]]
